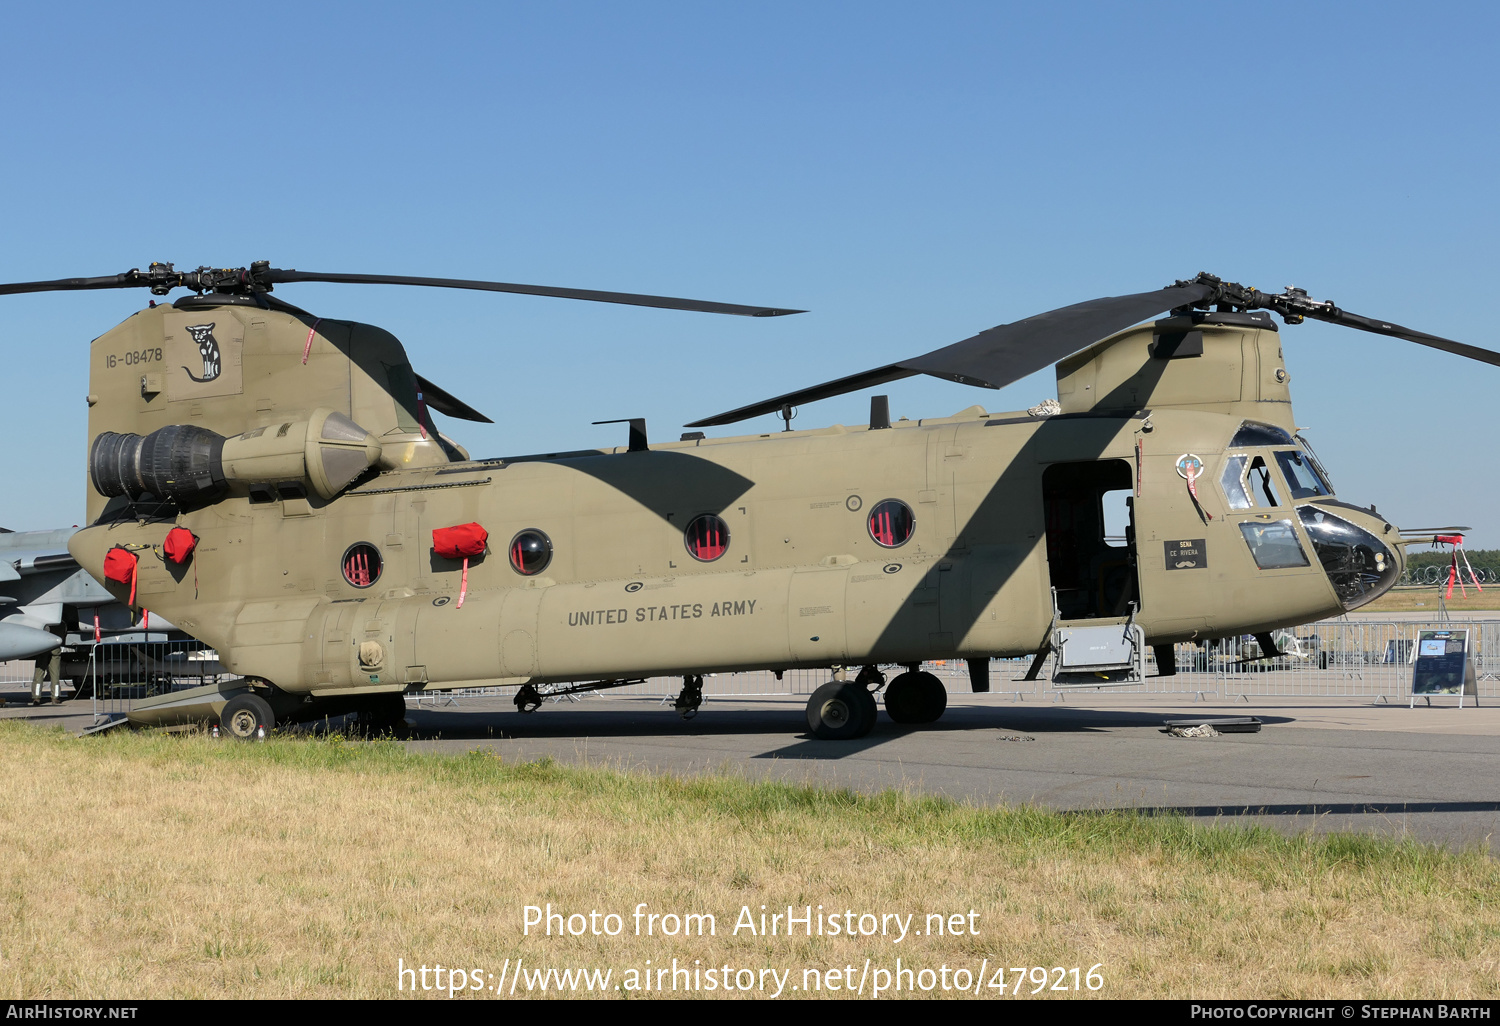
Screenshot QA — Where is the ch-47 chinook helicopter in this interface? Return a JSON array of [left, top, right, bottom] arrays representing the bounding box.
[[4, 263, 1496, 739]]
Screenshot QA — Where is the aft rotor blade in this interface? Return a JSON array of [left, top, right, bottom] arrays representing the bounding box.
[[1309, 307, 1500, 367], [0, 272, 145, 296], [262, 269, 803, 318], [0, 264, 805, 318], [415, 374, 493, 424], [688, 281, 1213, 427]]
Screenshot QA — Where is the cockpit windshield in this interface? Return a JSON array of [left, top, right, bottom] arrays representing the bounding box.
[[1296, 434, 1335, 489], [1274, 449, 1332, 499]]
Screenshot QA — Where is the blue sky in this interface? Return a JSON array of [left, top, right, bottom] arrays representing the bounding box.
[[2, 2, 1497, 547]]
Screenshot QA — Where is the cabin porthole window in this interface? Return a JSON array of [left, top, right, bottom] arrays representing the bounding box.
[[684, 514, 730, 562], [868, 499, 915, 548], [342, 543, 382, 588], [509, 529, 553, 576]]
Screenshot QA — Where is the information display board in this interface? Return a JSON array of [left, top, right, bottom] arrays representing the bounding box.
[[1410, 629, 1478, 708]]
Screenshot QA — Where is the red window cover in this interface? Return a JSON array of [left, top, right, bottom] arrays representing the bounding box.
[[163, 527, 198, 564], [433, 523, 489, 559]]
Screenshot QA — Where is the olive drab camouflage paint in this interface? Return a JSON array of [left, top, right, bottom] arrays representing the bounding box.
[[66, 292, 1406, 737]]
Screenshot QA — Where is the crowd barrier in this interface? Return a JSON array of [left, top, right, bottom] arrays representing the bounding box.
[[3, 619, 1490, 724], [415, 619, 1500, 707]]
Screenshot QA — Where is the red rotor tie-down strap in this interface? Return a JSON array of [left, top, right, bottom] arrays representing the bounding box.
[[1446, 545, 1483, 600], [301, 317, 323, 365], [1462, 546, 1483, 593]]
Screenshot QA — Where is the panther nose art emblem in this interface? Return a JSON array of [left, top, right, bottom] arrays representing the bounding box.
[[183, 323, 222, 383]]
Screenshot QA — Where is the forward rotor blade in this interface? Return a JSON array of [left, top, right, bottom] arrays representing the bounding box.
[[901, 281, 1213, 388], [415, 374, 493, 424], [1309, 307, 1500, 367], [688, 281, 1212, 427], [263, 269, 803, 318]]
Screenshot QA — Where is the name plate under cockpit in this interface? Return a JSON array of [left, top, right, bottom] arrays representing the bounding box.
[[1164, 539, 1207, 570]]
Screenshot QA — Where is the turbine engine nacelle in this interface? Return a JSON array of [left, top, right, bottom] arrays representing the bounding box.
[[90, 407, 383, 505]]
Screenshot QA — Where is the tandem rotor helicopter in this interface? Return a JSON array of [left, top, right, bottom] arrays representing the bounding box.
[[4, 262, 1496, 739]]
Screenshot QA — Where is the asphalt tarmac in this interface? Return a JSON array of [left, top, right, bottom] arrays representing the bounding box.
[[8, 686, 1498, 851]]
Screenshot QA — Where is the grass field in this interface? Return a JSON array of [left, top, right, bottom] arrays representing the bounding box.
[[1359, 587, 1500, 614], [1, 722, 1497, 1000]]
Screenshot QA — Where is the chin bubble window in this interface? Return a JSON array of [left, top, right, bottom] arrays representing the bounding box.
[[684, 514, 730, 561], [342, 543, 382, 588], [868, 499, 915, 548], [508, 530, 553, 576]]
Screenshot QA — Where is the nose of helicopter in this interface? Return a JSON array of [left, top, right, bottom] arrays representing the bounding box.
[[1297, 502, 1403, 611]]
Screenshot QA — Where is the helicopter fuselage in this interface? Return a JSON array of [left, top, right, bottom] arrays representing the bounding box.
[[65, 298, 1403, 709]]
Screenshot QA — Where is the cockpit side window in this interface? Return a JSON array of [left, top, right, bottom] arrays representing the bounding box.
[[1275, 449, 1331, 500], [1247, 455, 1283, 507], [1223, 454, 1283, 508], [1220, 455, 1252, 510]]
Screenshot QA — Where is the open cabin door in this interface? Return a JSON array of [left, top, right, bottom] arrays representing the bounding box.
[[1041, 459, 1139, 621]]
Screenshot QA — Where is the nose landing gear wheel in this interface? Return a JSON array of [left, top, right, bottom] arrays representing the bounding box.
[[806, 680, 877, 740], [220, 693, 275, 739], [882, 671, 947, 724]]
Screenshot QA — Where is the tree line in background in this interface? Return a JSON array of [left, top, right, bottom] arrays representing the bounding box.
[[1400, 548, 1500, 586]]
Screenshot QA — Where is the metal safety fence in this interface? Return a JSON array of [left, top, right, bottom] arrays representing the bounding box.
[[0, 660, 33, 686], [412, 619, 1500, 708], [7, 621, 1490, 721], [85, 638, 231, 723]]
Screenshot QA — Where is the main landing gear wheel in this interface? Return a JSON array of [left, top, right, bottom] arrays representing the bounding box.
[[674, 675, 705, 720], [220, 693, 274, 739], [356, 693, 408, 735], [806, 680, 876, 740], [882, 671, 947, 724]]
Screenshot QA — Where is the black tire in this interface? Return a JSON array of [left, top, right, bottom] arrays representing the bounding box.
[[885, 670, 946, 724], [356, 693, 409, 735], [883, 672, 925, 723], [807, 681, 875, 740], [220, 693, 274, 739], [854, 685, 877, 734]]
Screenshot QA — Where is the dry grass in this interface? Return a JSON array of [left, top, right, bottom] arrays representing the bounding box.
[[1361, 587, 1500, 613], [0, 722, 1496, 1000]]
